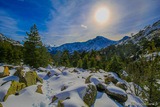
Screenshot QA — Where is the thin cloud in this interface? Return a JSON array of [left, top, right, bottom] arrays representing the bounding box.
[[0, 10, 25, 41], [81, 24, 87, 29]]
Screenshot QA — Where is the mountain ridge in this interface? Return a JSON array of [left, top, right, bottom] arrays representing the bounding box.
[[49, 36, 130, 53], [0, 33, 22, 46]]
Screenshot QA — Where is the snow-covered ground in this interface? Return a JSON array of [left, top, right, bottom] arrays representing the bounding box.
[[0, 65, 145, 107]]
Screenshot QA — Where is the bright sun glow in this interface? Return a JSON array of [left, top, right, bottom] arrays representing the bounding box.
[[95, 7, 110, 24]]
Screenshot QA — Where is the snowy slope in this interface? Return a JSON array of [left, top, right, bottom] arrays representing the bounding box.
[[49, 36, 129, 53], [0, 65, 145, 107], [0, 33, 22, 46], [119, 20, 160, 45]]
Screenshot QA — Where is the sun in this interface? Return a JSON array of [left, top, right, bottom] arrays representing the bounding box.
[[94, 7, 110, 24]]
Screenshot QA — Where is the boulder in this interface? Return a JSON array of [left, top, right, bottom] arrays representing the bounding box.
[[105, 85, 127, 103], [0, 103, 3, 107], [83, 84, 97, 107], [85, 75, 92, 84], [47, 71, 51, 77], [72, 69, 79, 73], [105, 75, 118, 84], [116, 82, 127, 91], [3, 66, 10, 76], [24, 71, 43, 86], [85, 75, 106, 92], [3, 81, 26, 101], [14, 67, 26, 83], [61, 85, 68, 91], [0, 66, 10, 78], [57, 100, 64, 107], [51, 96, 58, 103], [14, 68, 43, 86], [36, 85, 43, 94], [96, 83, 106, 92]]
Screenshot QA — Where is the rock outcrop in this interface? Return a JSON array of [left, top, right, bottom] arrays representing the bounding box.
[[57, 100, 64, 107], [24, 71, 43, 86], [105, 75, 118, 84], [3, 66, 10, 76], [0, 66, 10, 78], [116, 82, 127, 91], [36, 85, 43, 94], [14, 68, 43, 86], [0, 103, 3, 107], [105, 85, 128, 103], [85, 75, 106, 92], [3, 81, 26, 101], [83, 84, 97, 106]]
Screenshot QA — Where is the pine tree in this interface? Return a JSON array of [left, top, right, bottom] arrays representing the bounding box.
[[82, 55, 90, 69], [145, 56, 160, 106], [72, 51, 80, 67], [23, 24, 50, 68], [90, 57, 96, 68], [107, 55, 123, 74], [77, 59, 83, 68], [60, 50, 70, 67]]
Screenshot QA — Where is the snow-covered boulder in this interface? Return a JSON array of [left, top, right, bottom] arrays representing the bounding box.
[[14, 68, 43, 86], [105, 85, 128, 103], [0, 66, 10, 78], [24, 71, 43, 86], [43, 68, 61, 80], [0, 66, 4, 73], [90, 76, 106, 92], [125, 94, 146, 107], [0, 81, 11, 102], [105, 74, 118, 84], [85, 75, 106, 92], [3, 81, 26, 101], [46, 64, 53, 69], [116, 82, 127, 91], [83, 84, 97, 106]]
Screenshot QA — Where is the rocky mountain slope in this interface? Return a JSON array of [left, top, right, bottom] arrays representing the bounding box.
[[49, 36, 129, 54], [119, 20, 160, 45], [0, 65, 145, 107], [0, 33, 22, 46]]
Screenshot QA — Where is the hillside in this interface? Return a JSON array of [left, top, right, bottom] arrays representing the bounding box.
[[119, 20, 160, 45], [0, 65, 145, 107], [0, 33, 22, 46]]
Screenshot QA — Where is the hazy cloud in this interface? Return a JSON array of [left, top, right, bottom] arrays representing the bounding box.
[[81, 24, 87, 29], [0, 10, 25, 41]]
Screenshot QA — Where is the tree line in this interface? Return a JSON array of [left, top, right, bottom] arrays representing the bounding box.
[[0, 24, 52, 68]]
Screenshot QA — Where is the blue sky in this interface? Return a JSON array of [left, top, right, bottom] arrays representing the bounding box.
[[0, 0, 160, 46]]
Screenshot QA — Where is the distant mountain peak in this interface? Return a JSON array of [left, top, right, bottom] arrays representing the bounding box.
[[95, 36, 105, 39], [94, 36, 111, 40], [49, 36, 126, 54]]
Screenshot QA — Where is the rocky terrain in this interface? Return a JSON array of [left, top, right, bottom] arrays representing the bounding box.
[[0, 65, 145, 107]]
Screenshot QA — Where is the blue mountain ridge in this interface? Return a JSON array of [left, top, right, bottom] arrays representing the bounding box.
[[49, 36, 130, 53]]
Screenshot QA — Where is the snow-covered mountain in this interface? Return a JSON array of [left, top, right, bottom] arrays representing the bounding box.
[[119, 20, 160, 45], [0, 33, 22, 46], [49, 36, 130, 53]]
